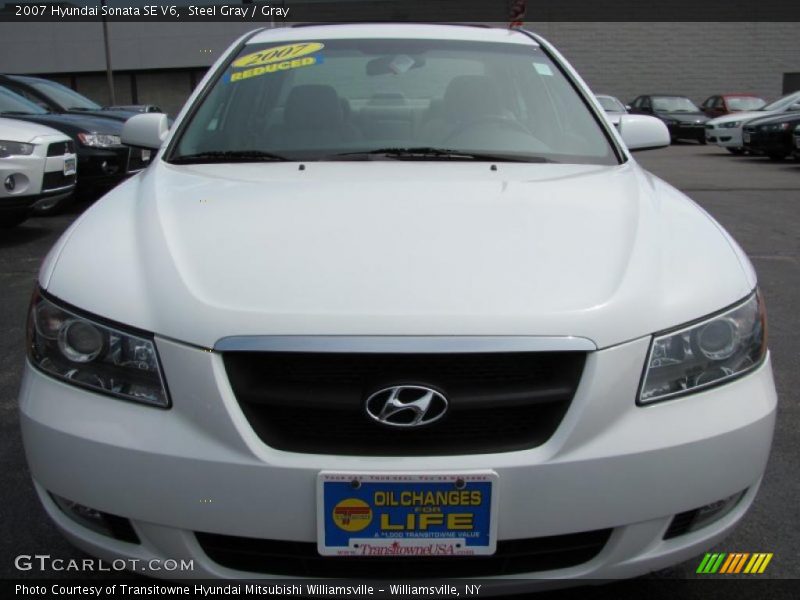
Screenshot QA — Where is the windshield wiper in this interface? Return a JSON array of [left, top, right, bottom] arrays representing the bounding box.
[[327, 147, 550, 163], [169, 150, 289, 164]]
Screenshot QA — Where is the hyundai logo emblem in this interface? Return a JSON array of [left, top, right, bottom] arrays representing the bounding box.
[[365, 385, 448, 428]]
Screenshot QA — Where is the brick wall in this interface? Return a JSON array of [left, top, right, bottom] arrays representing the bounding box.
[[532, 22, 799, 104]]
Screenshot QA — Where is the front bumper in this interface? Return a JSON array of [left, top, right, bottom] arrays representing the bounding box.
[[705, 125, 743, 148], [667, 123, 706, 142], [743, 131, 792, 156], [19, 336, 777, 583], [76, 146, 149, 191], [1, 136, 76, 210]]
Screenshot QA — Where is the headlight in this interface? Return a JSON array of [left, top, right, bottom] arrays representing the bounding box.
[[27, 290, 169, 407], [77, 133, 122, 147], [639, 291, 766, 405], [720, 121, 742, 129], [0, 140, 35, 158], [763, 123, 790, 132]]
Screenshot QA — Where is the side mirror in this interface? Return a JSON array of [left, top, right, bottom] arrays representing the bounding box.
[[625, 105, 632, 112], [789, 103, 800, 112], [618, 114, 670, 151], [121, 113, 169, 150]]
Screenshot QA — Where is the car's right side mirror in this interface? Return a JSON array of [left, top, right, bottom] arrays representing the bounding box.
[[618, 114, 670, 151], [121, 113, 170, 150]]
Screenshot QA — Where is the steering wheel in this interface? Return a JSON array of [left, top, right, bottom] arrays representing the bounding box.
[[444, 115, 529, 143]]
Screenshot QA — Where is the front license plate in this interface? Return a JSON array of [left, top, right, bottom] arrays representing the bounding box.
[[63, 158, 76, 176], [142, 149, 151, 162], [743, 133, 751, 143], [317, 472, 498, 557]]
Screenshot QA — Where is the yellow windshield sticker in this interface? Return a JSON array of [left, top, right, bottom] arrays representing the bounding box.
[[229, 55, 322, 82], [233, 42, 325, 68]]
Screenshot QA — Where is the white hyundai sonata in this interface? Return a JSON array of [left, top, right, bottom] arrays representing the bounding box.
[[20, 24, 776, 585]]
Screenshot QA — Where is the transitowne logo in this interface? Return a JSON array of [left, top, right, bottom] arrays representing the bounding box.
[[697, 552, 773, 574]]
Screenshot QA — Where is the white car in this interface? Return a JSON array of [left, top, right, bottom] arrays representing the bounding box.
[[595, 94, 628, 128], [0, 117, 76, 227], [20, 24, 776, 586], [705, 90, 800, 154]]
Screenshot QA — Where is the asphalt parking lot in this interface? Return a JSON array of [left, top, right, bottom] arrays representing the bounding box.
[[0, 145, 798, 593]]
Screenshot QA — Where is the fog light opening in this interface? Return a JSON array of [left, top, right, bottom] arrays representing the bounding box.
[[664, 490, 747, 540], [49, 493, 140, 544], [4, 175, 15, 191]]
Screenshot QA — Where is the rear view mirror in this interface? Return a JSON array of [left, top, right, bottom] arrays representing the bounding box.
[[121, 113, 169, 150], [618, 114, 670, 151], [366, 54, 424, 76]]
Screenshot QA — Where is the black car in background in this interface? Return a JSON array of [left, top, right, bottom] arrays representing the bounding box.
[[0, 86, 149, 204], [793, 125, 800, 159], [0, 74, 162, 122], [629, 95, 709, 144], [742, 112, 800, 160]]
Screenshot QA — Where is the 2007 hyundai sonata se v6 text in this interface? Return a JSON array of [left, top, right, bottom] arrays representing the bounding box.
[[19, 24, 777, 585]]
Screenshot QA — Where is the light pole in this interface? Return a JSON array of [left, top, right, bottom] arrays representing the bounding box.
[[100, 0, 116, 105]]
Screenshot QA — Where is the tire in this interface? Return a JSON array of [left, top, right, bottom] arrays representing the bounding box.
[[726, 148, 745, 156], [699, 137, 707, 145], [767, 153, 787, 161], [0, 211, 30, 228]]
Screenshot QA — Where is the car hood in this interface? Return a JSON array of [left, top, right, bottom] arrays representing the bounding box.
[[708, 110, 773, 126], [5, 112, 124, 134], [745, 112, 800, 127], [70, 109, 140, 122], [656, 112, 708, 123], [42, 161, 753, 350], [0, 116, 68, 142]]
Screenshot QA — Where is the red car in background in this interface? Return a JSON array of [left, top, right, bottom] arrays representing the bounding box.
[[701, 94, 767, 118]]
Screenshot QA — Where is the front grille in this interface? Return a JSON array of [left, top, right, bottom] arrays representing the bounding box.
[[46, 140, 74, 156], [223, 351, 586, 455], [41, 171, 76, 191], [195, 529, 612, 577]]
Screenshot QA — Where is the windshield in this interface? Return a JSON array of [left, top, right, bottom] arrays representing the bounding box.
[[19, 78, 102, 110], [726, 96, 766, 111], [0, 86, 49, 115], [597, 96, 624, 113], [761, 91, 800, 112], [170, 38, 617, 165], [652, 97, 701, 113]]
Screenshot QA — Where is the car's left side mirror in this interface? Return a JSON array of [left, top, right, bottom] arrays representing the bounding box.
[[618, 114, 670, 151], [122, 113, 169, 150]]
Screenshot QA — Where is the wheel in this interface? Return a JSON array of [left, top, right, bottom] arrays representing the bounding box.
[[767, 153, 787, 161], [0, 211, 30, 228], [699, 137, 707, 145], [726, 148, 745, 156]]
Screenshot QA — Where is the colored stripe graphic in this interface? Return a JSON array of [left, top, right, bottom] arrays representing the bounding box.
[[697, 553, 727, 573], [699, 552, 773, 574], [744, 553, 773, 574]]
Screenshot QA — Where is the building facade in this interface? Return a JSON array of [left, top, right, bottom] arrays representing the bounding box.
[[0, 17, 797, 117]]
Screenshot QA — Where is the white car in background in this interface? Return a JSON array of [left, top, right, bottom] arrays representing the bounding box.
[[0, 117, 76, 227], [706, 90, 800, 154], [595, 94, 628, 128], [20, 24, 776, 586]]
